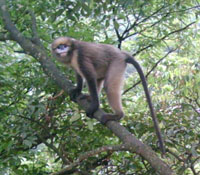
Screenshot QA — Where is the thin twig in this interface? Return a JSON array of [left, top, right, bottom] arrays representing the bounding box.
[[27, 10, 44, 49], [133, 21, 195, 56]]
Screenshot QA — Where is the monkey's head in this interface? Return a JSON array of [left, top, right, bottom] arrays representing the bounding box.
[[51, 37, 75, 64]]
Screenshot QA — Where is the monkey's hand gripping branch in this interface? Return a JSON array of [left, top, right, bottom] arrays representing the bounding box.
[[69, 88, 82, 102]]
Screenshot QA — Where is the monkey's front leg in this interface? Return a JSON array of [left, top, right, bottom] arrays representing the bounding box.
[[70, 73, 83, 102], [85, 77, 99, 118]]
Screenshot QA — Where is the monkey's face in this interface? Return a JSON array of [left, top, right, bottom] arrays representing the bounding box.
[[54, 44, 69, 57], [52, 37, 74, 64]]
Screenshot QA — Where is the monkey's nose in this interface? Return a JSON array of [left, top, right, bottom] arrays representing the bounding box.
[[57, 44, 67, 50]]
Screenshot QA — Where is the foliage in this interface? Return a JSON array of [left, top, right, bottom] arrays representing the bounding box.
[[0, 0, 200, 174]]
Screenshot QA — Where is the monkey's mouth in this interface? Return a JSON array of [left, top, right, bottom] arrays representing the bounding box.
[[56, 47, 69, 57], [59, 52, 67, 57]]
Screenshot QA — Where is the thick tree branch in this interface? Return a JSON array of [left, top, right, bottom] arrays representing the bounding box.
[[0, 1, 175, 174]]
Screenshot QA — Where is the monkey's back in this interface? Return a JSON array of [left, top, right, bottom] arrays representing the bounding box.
[[77, 41, 126, 63], [76, 40, 127, 79]]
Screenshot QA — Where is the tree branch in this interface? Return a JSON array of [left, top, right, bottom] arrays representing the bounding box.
[[50, 144, 127, 175], [126, 4, 168, 36], [113, 18, 122, 49], [114, 5, 169, 47], [133, 21, 195, 56], [37, 133, 70, 165], [27, 10, 44, 49]]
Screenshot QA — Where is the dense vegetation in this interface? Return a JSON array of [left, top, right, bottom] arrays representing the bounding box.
[[0, 0, 199, 174]]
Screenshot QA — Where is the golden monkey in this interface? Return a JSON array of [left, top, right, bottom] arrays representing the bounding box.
[[51, 36, 165, 153]]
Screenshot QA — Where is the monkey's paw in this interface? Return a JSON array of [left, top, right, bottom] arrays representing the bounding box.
[[100, 114, 122, 125], [79, 94, 91, 101], [69, 88, 81, 102], [86, 103, 99, 118]]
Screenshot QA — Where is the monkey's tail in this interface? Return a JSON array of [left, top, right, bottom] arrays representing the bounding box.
[[125, 57, 165, 154]]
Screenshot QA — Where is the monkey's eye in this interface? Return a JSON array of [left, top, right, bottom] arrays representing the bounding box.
[[57, 44, 67, 50], [56, 44, 69, 55]]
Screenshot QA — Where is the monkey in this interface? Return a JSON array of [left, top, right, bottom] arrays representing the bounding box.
[[51, 36, 165, 153]]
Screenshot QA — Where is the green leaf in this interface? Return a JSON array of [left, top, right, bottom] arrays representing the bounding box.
[[23, 140, 32, 148], [89, 0, 94, 9], [87, 120, 94, 131], [70, 114, 80, 123]]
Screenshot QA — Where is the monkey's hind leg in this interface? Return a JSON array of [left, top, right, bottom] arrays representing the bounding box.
[[101, 60, 126, 124]]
